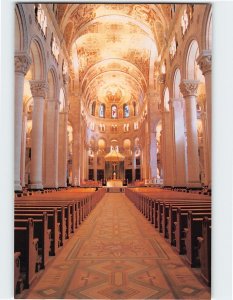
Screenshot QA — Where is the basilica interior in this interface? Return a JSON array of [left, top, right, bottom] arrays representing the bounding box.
[[13, 3, 214, 299]]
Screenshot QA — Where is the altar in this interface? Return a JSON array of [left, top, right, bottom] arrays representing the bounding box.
[[107, 179, 123, 187]]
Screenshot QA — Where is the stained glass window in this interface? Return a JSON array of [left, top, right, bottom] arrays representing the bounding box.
[[123, 104, 130, 118], [111, 105, 117, 118], [99, 103, 105, 118]]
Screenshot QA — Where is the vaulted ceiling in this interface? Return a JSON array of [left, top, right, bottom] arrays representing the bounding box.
[[56, 4, 175, 118]]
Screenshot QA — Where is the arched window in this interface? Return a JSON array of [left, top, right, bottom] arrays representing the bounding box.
[[123, 104, 130, 118], [111, 105, 117, 119], [91, 101, 96, 116], [99, 103, 105, 118]]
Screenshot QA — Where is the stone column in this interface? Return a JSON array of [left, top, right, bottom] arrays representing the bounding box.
[[58, 73, 69, 187], [162, 110, 174, 186], [171, 98, 186, 186], [180, 80, 201, 187], [20, 112, 27, 187], [149, 131, 157, 181], [197, 50, 212, 187], [29, 80, 47, 190], [72, 126, 79, 186], [79, 133, 84, 183], [140, 149, 144, 181], [132, 146, 136, 182], [44, 99, 59, 188], [200, 110, 209, 186], [14, 53, 31, 191], [58, 108, 68, 187], [93, 150, 97, 181]]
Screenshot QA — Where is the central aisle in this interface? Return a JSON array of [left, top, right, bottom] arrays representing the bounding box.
[[26, 193, 210, 299]]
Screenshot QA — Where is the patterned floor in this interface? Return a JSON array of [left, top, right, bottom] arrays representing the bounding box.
[[25, 193, 211, 299]]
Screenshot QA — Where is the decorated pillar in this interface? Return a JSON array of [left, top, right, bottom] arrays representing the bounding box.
[[197, 50, 212, 187], [44, 99, 59, 188], [14, 52, 31, 190], [180, 80, 201, 187], [171, 98, 186, 186], [29, 80, 47, 190]]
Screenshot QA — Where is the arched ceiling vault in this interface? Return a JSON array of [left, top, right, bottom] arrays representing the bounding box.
[[57, 4, 172, 118]]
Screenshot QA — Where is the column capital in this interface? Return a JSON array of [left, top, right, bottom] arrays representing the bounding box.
[[30, 80, 48, 98], [179, 80, 199, 97], [197, 50, 212, 75], [15, 52, 31, 75]]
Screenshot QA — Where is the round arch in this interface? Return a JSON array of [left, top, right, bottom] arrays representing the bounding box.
[[201, 6, 212, 50], [28, 36, 46, 80], [186, 39, 200, 80], [205, 10, 212, 50], [15, 4, 28, 52], [47, 67, 58, 100]]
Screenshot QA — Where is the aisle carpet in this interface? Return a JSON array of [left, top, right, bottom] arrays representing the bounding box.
[[26, 193, 210, 299]]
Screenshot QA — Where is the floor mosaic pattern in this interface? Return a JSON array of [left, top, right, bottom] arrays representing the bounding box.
[[25, 193, 211, 299]]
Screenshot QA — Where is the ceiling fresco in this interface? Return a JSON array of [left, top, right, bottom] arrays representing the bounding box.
[[56, 4, 174, 118], [84, 71, 144, 108]]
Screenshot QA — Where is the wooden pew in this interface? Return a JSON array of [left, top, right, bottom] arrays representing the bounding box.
[[163, 201, 211, 237], [166, 202, 211, 244], [174, 207, 211, 254], [15, 212, 51, 268], [158, 199, 211, 235], [184, 211, 212, 267], [197, 217, 211, 286], [14, 218, 39, 288], [14, 252, 23, 295], [15, 208, 59, 256], [15, 204, 71, 241]]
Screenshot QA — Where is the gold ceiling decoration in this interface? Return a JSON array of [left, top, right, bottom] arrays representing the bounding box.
[[57, 4, 176, 118]]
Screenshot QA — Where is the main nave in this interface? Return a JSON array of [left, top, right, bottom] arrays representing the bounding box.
[[22, 191, 210, 299]]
